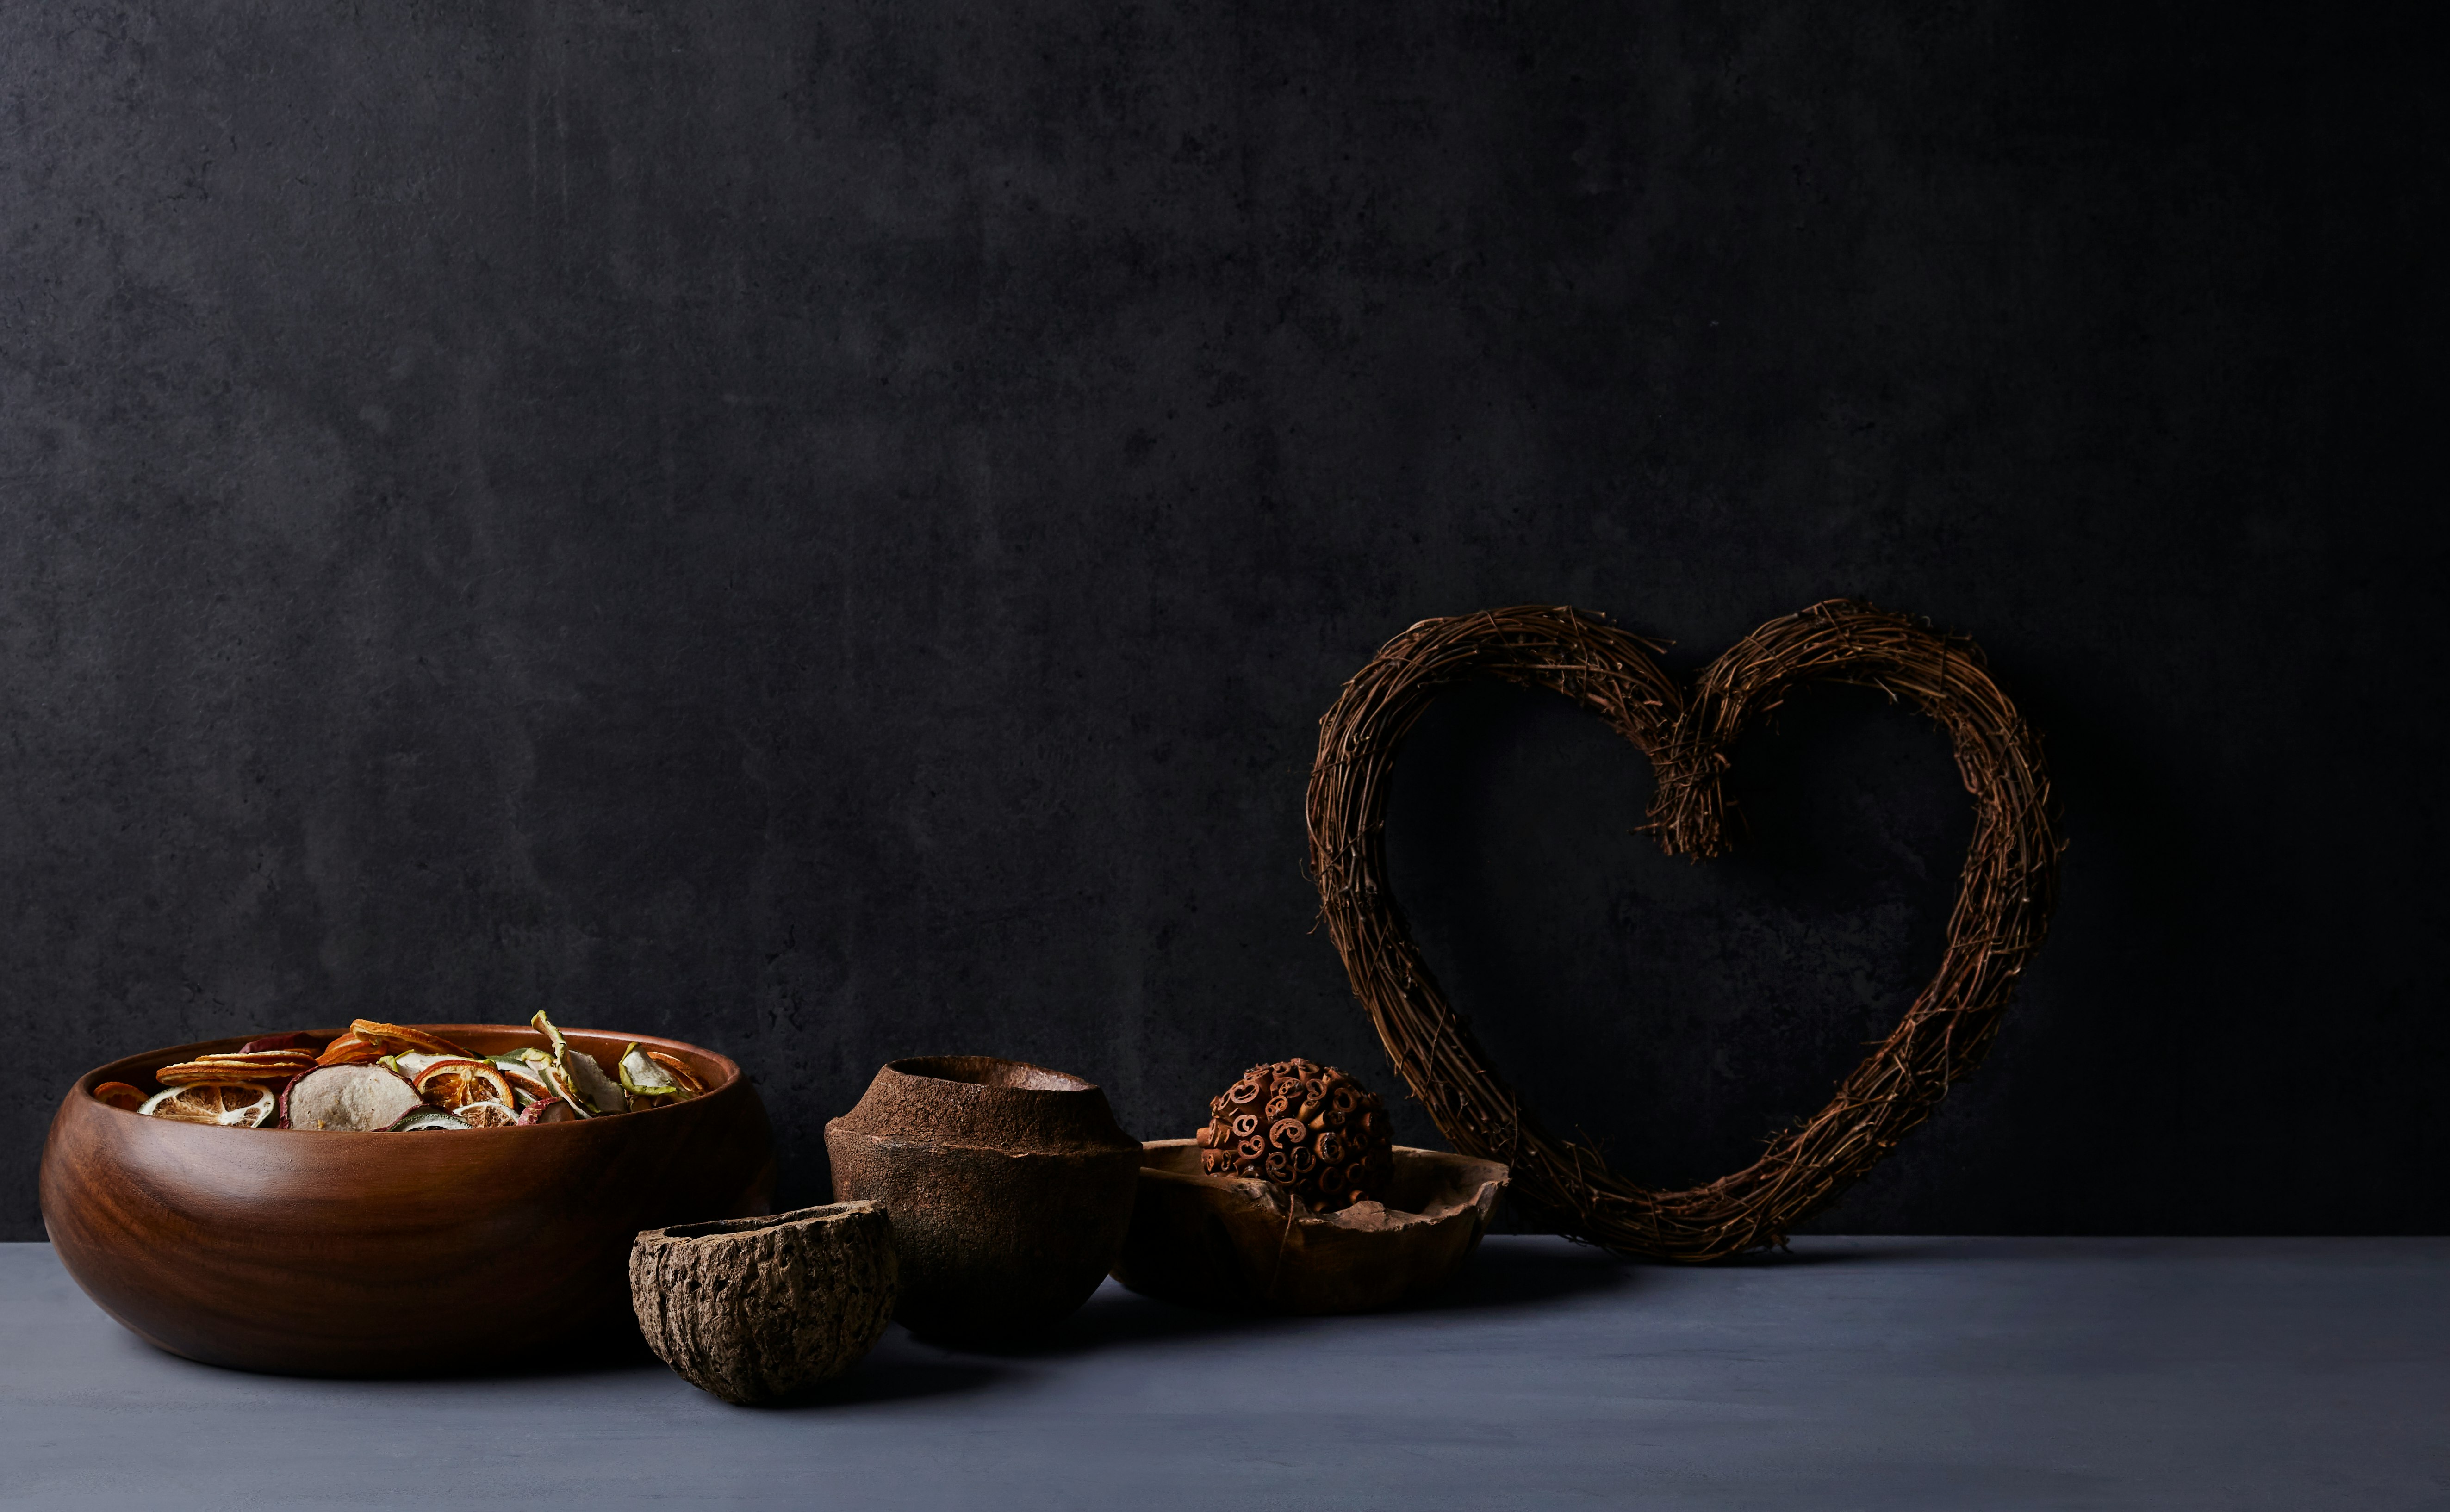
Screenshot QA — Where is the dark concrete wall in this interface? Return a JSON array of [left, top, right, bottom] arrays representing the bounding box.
[[4, 1, 2442, 1240]]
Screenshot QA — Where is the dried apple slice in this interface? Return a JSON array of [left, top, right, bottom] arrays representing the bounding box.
[[413, 1057, 513, 1111], [516, 1096, 580, 1125], [240, 1032, 315, 1053], [618, 1044, 684, 1100], [284, 1064, 425, 1131], [530, 1010, 628, 1115], [137, 1084, 276, 1127], [454, 1100, 518, 1128], [389, 1109, 472, 1131], [92, 1081, 148, 1111], [393, 1052, 453, 1079], [645, 1050, 708, 1099]]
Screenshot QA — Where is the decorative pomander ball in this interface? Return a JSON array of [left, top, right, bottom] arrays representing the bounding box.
[[1195, 1059, 1393, 1212]]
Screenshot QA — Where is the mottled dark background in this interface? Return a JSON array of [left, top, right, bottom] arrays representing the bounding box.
[[4, 2, 2443, 1241]]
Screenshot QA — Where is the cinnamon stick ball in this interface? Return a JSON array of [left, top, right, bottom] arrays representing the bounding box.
[[1195, 1059, 1393, 1212]]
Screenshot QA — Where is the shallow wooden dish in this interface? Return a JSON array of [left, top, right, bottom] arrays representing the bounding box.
[[39, 1025, 773, 1377], [1110, 1140, 1508, 1315]]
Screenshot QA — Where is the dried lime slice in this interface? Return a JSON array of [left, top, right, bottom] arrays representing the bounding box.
[[388, 1108, 472, 1131]]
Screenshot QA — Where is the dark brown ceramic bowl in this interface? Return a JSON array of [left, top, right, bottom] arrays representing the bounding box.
[[39, 1025, 774, 1377]]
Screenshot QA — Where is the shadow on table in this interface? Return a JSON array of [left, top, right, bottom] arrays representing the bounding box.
[[1424, 1234, 1638, 1310], [929, 1233, 1642, 1362], [760, 1353, 1008, 1410], [1714, 1237, 1971, 1267]]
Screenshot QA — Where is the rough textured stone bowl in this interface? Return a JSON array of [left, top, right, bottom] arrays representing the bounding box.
[[40, 1025, 774, 1376], [1110, 1140, 1508, 1314], [825, 1055, 1140, 1344], [632, 1201, 897, 1404]]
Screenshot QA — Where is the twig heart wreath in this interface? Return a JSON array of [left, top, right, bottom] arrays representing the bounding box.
[[1304, 600, 2061, 1263]]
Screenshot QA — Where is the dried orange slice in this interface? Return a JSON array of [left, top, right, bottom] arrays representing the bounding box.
[[156, 1050, 318, 1086], [317, 1032, 383, 1066], [454, 1099, 518, 1128], [413, 1058, 512, 1110], [91, 1081, 147, 1111], [137, 1084, 276, 1127], [345, 1020, 475, 1059]]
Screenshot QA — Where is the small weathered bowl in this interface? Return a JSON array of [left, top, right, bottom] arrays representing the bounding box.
[[1110, 1140, 1508, 1314], [40, 1025, 773, 1376], [825, 1056, 1140, 1343], [632, 1201, 897, 1405]]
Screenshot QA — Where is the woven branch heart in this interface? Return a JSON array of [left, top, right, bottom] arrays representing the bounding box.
[[1305, 600, 2061, 1263]]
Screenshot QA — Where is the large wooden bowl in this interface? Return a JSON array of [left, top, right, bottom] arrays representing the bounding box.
[[39, 1025, 773, 1377]]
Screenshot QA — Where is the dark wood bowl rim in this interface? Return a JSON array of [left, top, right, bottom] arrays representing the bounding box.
[[67, 1024, 744, 1137]]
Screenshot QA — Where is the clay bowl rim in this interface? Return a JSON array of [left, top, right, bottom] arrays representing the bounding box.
[[879, 1054, 1104, 1096], [64, 1023, 745, 1139], [1133, 1137, 1511, 1213]]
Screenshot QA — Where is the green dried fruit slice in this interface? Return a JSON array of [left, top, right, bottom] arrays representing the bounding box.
[[531, 1010, 628, 1116], [618, 1044, 683, 1100], [388, 1108, 472, 1131]]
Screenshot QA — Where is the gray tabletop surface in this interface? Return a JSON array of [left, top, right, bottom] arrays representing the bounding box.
[[4, 1235, 2444, 1511]]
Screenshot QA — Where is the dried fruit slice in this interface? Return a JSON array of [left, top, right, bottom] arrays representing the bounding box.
[[453, 1099, 518, 1128], [343, 1019, 476, 1060], [137, 1084, 276, 1127], [531, 1010, 628, 1116], [239, 1032, 315, 1053], [393, 1052, 454, 1079], [645, 1051, 708, 1099], [539, 1061, 593, 1118], [516, 1096, 580, 1125], [316, 1032, 384, 1066], [413, 1058, 513, 1111], [156, 1050, 319, 1086], [489, 1057, 553, 1105], [91, 1081, 149, 1111], [389, 1109, 472, 1131], [618, 1044, 684, 1100], [283, 1064, 425, 1131]]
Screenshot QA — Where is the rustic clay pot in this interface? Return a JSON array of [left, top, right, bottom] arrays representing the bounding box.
[[1110, 1140, 1508, 1314], [825, 1056, 1139, 1343], [42, 1025, 773, 1376], [631, 1201, 896, 1404]]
